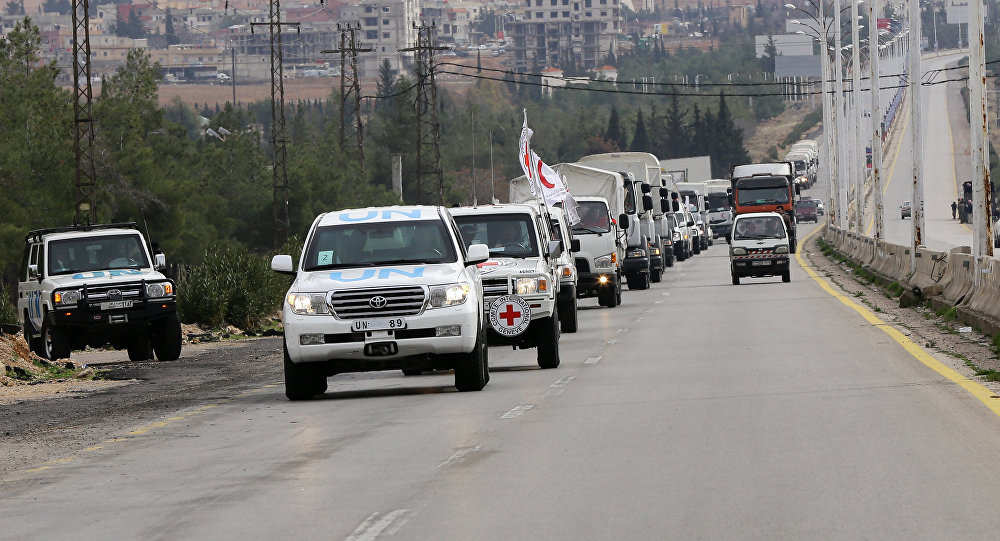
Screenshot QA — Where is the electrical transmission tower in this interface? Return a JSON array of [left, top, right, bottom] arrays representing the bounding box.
[[400, 22, 448, 205], [322, 24, 371, 176], [251, 3, 299, 248], [71, 0, 97, 226]]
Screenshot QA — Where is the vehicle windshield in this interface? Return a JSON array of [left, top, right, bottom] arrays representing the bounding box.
[[453, 214, 540, 258], [733, 216, 786, 240], [303, 220, 457, 271], [737, 187, 791, 206], [797, 200, 817, 208], [48, 234, 150, 276], [708, 193, 729, 212], [674, 212, 688, 226], [570, 201, 611, 234]]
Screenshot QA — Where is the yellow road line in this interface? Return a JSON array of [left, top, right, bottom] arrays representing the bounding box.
[[796, 226, 1000, 418]]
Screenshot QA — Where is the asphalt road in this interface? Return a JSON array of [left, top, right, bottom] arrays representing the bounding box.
[[6, 217, 1000, 539]]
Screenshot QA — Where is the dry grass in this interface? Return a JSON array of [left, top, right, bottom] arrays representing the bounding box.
[[744, 101, 819, 162]]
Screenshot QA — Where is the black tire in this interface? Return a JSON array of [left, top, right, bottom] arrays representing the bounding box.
[[23, 317, 43, 357], [626, 272, 638, 290], [598, 282, 618, 308], [665, 255, 674, 268], [615, 278, 622, 306], [782, 270, 791, 283], [454, 323, 488, 391], [284, 345, 327, 400], [651, 266, 662, 283], [692, 241, 701, 255], [127, 339, 153, 362], [558, 292, 578, 333], [151, 313, 183, 361], [789, 237, 797, 253], [732, 273, 740, 285], [41, 319, 71, 360], [536, 304, 560, 369]]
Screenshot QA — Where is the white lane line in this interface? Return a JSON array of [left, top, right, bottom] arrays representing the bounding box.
[[602, 338, 618, 345], [644, 308, 655, 313], [544, 376, 576, 397], [584, 355, 603, 365], [438, 445, 482, 469], [661, 292, 670, 296], [635, 317, 645, 322], [501, 404, 535, 419], [654, 300, 664, 304], [615, 328, 631, 334], [550, 375, 576, 388], [346, 509, 412, 541]]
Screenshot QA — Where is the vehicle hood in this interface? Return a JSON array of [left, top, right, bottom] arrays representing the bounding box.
[[294, 263, 465, 290], [731, 237, 789, 251], [48, 268, 167, 288], [476, 257, 547, 277]]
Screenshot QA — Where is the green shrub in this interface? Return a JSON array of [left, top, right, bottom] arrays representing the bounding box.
[[781, 108, 823, 147], [0, 282, 15, 326], [766, 146, 779, 160], [991, 334, 1000, 357], [178, 243, 294, 330]]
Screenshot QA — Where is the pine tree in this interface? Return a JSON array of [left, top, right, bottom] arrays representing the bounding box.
[[605, 106, 624, 150], [709, 91, 750, 176], [631, 109, 649, 153], [165, 8, 179, 45], [664, 94, 688, 158]]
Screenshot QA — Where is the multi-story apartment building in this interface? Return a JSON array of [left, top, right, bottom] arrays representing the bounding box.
[[339, 0, 419, 78], [506, 0, 620, 71]]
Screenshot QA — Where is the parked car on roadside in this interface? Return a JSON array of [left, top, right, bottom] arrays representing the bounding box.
[[901, 201, 912, 219]]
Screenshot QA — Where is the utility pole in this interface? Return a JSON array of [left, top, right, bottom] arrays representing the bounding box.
[[400, 22, 449, 205], [71, 0, 97, 226], [231, 46, 237, 106], [322, 24, 371, 176], [909, 0, 924, 266], [971, 0, 993, 265], [850, 0, 861, 231], [833, 0, 845, 228], [251, 2, 299, 249], [870, 0, 883, 239]]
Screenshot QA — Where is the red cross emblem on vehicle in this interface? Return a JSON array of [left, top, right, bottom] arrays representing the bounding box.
[[489, 294, 531, 337], [499, 304, 521, 326]]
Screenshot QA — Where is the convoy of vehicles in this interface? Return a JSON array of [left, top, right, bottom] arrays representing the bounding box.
[[18, 223, 182, 363], [729, 212, 792, 285]]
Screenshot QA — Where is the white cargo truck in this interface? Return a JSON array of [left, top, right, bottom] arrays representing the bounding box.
[[676, 181, 712, 252], [704, 179, 734, 241], [512, 163, 626, 308], [577, 152, 659, 290]]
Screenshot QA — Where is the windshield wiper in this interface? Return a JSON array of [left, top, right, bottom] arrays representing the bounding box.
[[573, 226, 605, 234], [376, 259, 441, 265], [305, 262, 377, 271]]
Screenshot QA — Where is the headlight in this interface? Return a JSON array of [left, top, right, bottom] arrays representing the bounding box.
[[286, 293, 329, 315], [594, 255, 614, 269], [731, 247, 747, 255], [672, 231, 681, 241], [429, 283, 471, 307], [145, 281, 174, 298], [774, 245, 790, 254], [560, 266, 573, 278], [649, 247, 661, 255], [514, 277, 547, 295], [627, 249, 646, 258], [54, 289, 82, 306]]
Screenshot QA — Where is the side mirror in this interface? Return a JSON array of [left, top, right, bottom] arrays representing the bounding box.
[[154, 253, 167, 271], [618, 214, 629, 230], [28, 264, 38, 280], [642, 195, 654, 211], [688, 219, 695, 227], [659, 187, 669, 197], [271, 254, 295, 275], [641, 182, 652, 194], [547, 240, 562, 259], [671, 191, 679, 201], [571, 238, 581, 252], [660, 198, 670, 212], [672, 200, 680, 212], [466, 243, 490, 266], [704, 201, 710, 211]]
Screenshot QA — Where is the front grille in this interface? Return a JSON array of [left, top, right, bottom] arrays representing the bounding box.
[[709, 218, 728, 224], [85, 283, 144, 302], [482, 278, 510, 297], [329, 286, 425, 319], [575, 257, 591, 274]]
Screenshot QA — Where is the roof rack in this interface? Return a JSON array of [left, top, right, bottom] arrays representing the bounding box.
[[25, 222, 138, 244]]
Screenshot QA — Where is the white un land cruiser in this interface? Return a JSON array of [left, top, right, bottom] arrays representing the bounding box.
[[18, 223, 182, 361], [271, 206, 491, 400], [450, 204, 562, 369]]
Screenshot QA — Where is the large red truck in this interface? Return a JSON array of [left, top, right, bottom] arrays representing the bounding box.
[[728, 162, 800, 252]]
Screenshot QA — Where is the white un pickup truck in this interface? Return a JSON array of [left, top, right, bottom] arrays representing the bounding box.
[[271, 205, 491, 400]]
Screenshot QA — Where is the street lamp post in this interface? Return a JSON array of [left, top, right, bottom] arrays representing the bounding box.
[[850, 0, 862, 232], [870, 0, 883, 239]]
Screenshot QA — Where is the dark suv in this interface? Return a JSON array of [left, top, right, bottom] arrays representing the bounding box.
[[794, 199, 818, 223]]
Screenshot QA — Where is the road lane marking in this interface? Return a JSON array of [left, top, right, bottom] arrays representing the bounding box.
[[550, 375, 575, 388], [798, 226, 1000, 419], [346, 510, 412, 541], [635, 317, 645, 322], [603, 339, 618, 345], [500, 405, 534, 419], [654, 300, 664, 304], [584, 355, 603, 365], [438, 445, 482, 469], [644, 308, 655, 313], [615, 328, 630, 334]]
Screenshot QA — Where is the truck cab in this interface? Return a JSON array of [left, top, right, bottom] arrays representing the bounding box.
[[729, 162, 800, 252], [18, 222, 181, 362], [705, 179, 734, 241], [271, 205, 492, 399], [451, 204, 563, 369], [676, 182, 712, 252]]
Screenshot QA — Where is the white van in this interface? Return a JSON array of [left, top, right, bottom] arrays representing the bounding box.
[[729, 212, 791, 285]]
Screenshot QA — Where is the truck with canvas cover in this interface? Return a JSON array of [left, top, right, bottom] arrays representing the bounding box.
[[577, 153, 659, 290], [728, 162, 800, 252], [704, 179, 734, 240], [511, 163, 625, 308], [450, 204, 563, 369], [676, 181, 712, 252]]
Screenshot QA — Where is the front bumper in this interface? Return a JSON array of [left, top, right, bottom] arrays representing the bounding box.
[[731, 256, 790, 277], [577, 271, 617, 297], [623, 255, 649, 275], [49, 299, 177, 331], [284, 303, 479, 364]]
